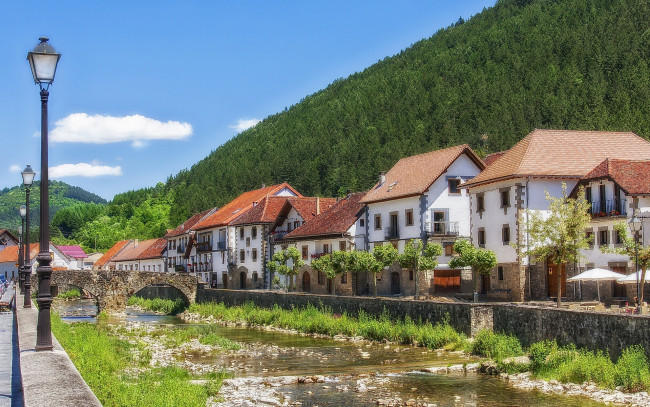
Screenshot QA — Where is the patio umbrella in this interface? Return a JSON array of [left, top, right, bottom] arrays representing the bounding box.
[[617, 270, 650, 284], [567, 268, 626, 302]]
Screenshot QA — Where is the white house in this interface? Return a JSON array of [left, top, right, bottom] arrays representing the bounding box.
[[462, 129, 650, 302], [191, 183, 301, 289], [360, 144, 485, 296], [112, 238, 167, 272], [0, 230, 18, 254]]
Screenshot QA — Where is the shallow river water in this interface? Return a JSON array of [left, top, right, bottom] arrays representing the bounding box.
[[55, 299, 606, 406]]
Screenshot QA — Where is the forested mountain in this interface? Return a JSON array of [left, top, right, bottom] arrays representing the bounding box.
[[0, 181, 106, 231], [164, 0, 649, 225]]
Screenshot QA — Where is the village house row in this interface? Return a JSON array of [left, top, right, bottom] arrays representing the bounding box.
[[2, 129, 649, 303]]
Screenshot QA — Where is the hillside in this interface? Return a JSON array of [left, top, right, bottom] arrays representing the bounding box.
[[0, 181, 106, 231], [162, 0, 649, 226]]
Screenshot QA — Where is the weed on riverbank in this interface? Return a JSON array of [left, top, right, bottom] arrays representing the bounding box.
[[51, 314, 229, 406], [57, 288, 81, 299], [127, 296, 186, 314]]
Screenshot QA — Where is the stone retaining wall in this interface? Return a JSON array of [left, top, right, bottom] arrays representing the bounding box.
[[196, 288, 493, 336]]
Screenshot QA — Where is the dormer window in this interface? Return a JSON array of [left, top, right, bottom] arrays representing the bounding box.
[[448, 178, 461, 194]]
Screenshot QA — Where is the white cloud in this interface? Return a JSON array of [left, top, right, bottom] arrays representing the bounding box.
[[229, 118, 261, 133], [9, 165, 20, 173], [50, 163, 123, 178], [50, 113, 193, 147]]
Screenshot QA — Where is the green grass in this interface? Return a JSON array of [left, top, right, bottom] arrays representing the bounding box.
[[127, 296, 187, 315], [57, 288, 81, 299], [471, 329, 524, 362], [51, 314, 230, 406], [188, 301, 469, 351]]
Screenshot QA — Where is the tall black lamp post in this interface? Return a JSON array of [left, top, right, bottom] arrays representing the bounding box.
[[629, 214, 641, 307], [22, 165, 35, 308], [18, 207, 25, 293], [27, 37, 60, 351]]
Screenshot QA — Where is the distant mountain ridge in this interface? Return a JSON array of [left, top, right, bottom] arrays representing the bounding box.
[[0, 180, 106, 231]]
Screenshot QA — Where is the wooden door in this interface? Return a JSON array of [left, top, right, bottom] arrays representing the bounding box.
[[547, 263, 566, 297], [434, 269, 461, 293], [302, 272, 311, 293], [481, 273, 490, 294], [239, 272, 246, 289], [391, 271, 400, 294]]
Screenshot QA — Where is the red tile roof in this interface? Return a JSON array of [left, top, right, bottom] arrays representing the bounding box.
[[360, 145, 485, 204], [165, 207, 217, 238], [285, 197, 337, 223], [94, 240, 131, 267], [56, 245, 87, 259], [112, 239, 162, 262], [577, 159, 650, 196], [137, 238, 168, 260], [230, 196, 288, 225], [283, 192, 366, 240], [464, 129, 650, 188], [193, 183, 302, 230], [0, 243, 39, 263], [483, 151, 506, 167]]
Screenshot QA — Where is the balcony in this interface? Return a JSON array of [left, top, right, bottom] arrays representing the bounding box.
[[196, 241, 213, 252], [589, 199, 626, 218], [176, 246, 186, 253], [174, 265, 186, 272], [425, 221, 459, 237], [272, 230, 288, 240], [311, 252, 329, 259], [384, 226, 399, 240]]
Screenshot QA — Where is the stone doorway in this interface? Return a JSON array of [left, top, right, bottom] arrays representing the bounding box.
[[239, 272, 246, 289], [302, 272, 310, 293], [391, 271, 400, 295], [222, 273, 228, 289]]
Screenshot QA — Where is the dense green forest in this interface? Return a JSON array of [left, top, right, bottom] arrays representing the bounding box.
[[6, 0, 649, 251], [164, 0, 650, 225]]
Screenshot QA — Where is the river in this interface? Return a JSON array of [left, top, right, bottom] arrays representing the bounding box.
[[54, 298, 606, 406]]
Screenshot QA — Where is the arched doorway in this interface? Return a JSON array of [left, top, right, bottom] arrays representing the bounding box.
[[239, 272, 247, 289], [302, 272, 311, 293], [391, 271, 400, 295]]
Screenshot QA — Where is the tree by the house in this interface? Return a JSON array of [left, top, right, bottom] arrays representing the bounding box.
[[519, 184, 591, 307], [602, 222, 650, 306], [398, 239, 442, 298], [368, 244, 399, 297], [268, 246, 304, 291], [448, 239, 497, 302]]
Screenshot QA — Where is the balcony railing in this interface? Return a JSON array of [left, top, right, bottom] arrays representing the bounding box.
[[425, 221, 460, 237], [174, 265, 186, 272], [589, 199, 626, 217], [384, 226, 399, 240], [311, 252, 329, 259], [176, 246, 186, 253], [196, 241, 213, 252], [272, 230, 288, 240]]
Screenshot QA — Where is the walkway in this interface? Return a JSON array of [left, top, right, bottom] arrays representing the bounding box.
[[0, 284, 22, 406]]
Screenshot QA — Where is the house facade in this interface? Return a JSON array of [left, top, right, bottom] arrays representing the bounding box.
[[55, 245, 88, 270], [463, 129, 650, 302], [0, 230, 18, 253], [112, 239, 167, 272], [0, 243, 38, 279], [360, 144, 485, 296]]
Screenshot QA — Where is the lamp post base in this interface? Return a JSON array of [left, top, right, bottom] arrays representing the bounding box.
[[35, 252, 53, 351]]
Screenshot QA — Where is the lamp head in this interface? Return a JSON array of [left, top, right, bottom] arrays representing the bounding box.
[[21, 165, 35, 187], [19, 204, 26, 218], [27, 37, 61, 87]]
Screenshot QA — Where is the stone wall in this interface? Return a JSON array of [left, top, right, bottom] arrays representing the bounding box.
[[493, 304, 650, 359], [196, 288, 493, 336]]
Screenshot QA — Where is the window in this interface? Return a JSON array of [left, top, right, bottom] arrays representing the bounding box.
[[252, 249, 258, 262], [294, 221, 300, 229], [374, 214, 382, 230], [339, 241, 346, 251], [323, 244, 331, 254], [253, 272, 258, 282], [476, 194, 485, 212], [359, 218, 365, 227], [251, 227, 257, 239], [239, 228, 244, 239], [502, 225, 510, 244], [448, 178, 461, 194], [598, 229, 609, 246], [301, 245, 308, 260], [585, 186, 592, 205], [240, 249, 245, 262], [586, 230, 594, 248], [409, 269, 414, 280], [615, 229, 623, 245], [444, 243, 455, 256], [341, 272, 347, 284], [478, 228, 486, 247], [500, 189, 510, 207], [405, 209, 414, 226], [246, 237, 251, 247], [498, 266, 504, 281]]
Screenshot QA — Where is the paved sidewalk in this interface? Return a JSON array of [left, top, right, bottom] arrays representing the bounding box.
[[0, 285, 22, 407]]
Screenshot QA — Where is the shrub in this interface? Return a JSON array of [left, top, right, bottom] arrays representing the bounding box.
[[58, 288, 81, 299], [471, 330, 523, 361], [615, 345, 650, 392]]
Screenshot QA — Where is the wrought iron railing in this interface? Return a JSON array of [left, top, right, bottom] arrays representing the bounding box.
[[196, 241, 212, 252], [384, 226, 399, 240], [425, 221, 459, 236], [589, 199, 626, 217]]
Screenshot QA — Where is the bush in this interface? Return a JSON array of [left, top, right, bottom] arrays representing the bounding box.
[[58, 288, 82, 299], [471, 330, 523, 361], [615, 345, 650, 392]]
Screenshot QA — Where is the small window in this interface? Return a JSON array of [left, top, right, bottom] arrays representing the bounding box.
[[253, 272, 258, 282], [359, 218, 365, 227], [405, 209, 414, 226], [341, 272, 347, 284], [498, 266, 504, 281], [615, 230, 623, 245], [302, 245, 308, 260], [246, 237, 251, 247], [374, 214, 382, 230], [586, 230, 594, 248], [476, 195, 485, 212], [500, 189, 510, 207], [502, 225, 510, 244], [251, 227, 257, 239], [448, 178, 461, 194], [598, 229, 609, 246], [294, 221, 300, 229], [252, 249, 258, 262], [478, 228, 486, 247], [339, 241, 346, 251], [240, 249, 245, 262], [323, 244, 331, 254], [409, 269, 414, 280], [239, 228, 244, 239], [444, 243, 455, 256]]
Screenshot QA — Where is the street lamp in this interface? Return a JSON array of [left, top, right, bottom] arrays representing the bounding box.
[[27, 37, 60, 351], [629, 214, 641, 307], [18, 207, 25, 293], [22, 165, 35, 309]]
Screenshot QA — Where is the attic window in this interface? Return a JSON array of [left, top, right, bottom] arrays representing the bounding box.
[[232, 209, 241, 214]]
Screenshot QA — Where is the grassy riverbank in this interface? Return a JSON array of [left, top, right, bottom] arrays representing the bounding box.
[[188, 301, 650, 392], [57, 288, 81, 299], [127, 296, 186, 314], [51, 314, 229, 406]]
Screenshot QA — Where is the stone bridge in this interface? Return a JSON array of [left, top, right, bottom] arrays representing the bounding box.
[[32, 270, 199, 312]]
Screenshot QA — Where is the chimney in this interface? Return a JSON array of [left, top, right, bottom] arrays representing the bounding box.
[[261, 183, 266, 189], [316, 197, 321, 215], [346, 189, 352, 196], [134, 239, 139, 247], [379, 171, 386, 185]]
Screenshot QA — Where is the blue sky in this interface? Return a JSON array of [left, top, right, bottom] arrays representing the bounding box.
[[0, 1, 494, 201]]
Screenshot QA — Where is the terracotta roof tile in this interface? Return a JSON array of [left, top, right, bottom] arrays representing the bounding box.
[[285, 197, 337, 223], [112, 239, 162, 262], [0, 243, 39, 263], [579, 159, 650, 195], [193, 183, 302, 230], [165, 208, 217, 238], [230, 196, 288, 225], [483, 151, 506, 167], [137, 238, 168, 260], [284, 193, 366, 240], [95, 240, 131, 267], [360, 145, 485, 204], [464, 129, 650, 188]]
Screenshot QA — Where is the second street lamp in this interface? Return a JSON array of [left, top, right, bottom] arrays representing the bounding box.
[[18, 206, 25, 293], [629, 214, 641, 308], [27, 37, 60, 351], [22, 165, 35, 309]]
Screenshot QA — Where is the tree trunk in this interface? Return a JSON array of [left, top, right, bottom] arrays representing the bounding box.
[[373, 273, 378, 297], [414, 258, 419, 299], [473, 269, 478, 303], [640, 268, 647, 305], [556, 265, 563, 308]]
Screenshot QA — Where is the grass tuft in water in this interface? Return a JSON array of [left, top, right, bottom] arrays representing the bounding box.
[[127, 296, 187, 315]]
